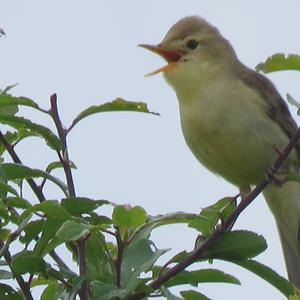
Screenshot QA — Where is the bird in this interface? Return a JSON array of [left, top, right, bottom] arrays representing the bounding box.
[[140, 16, 300, 287]]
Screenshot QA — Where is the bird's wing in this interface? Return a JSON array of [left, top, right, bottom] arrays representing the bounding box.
[[238, 65, 300, 156]]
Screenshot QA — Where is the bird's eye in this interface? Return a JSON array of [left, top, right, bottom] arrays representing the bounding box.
[[186, 39, 199, 50]]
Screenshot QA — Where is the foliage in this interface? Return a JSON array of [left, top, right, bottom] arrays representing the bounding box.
[[0, 52, 298, 300]]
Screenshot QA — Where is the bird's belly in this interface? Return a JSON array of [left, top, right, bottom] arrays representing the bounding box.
[[179, 94, 295, 190]]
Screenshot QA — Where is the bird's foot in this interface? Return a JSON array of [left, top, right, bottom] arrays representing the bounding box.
[[265, 166, 285, 186]]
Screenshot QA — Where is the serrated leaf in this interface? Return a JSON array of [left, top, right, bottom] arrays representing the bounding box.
[[0, 163, 68, 195], [121, 239, 168, 291], [70, 97, 159, 130], [256, 53, 300, 73], [0, 93, 41, 110], [164, 268, 240, 287], [11, 250, 46, 275], [91, 281, 129, 299], [181, 290, 212, 300], [61, 197, 109, 215], [204, 230, 267, 260], [0, 114, 62, 150], [0, 130, 39, 157], [0, 93, 19, 115], [33, 200, 72, 220], [229, 259, 293, 297], [56, 220, 91, 241]]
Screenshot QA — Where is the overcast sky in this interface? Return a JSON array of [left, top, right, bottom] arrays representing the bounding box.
[[1, 1, 300, 299]]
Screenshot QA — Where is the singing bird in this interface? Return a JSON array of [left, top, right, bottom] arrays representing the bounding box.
[[140, 16, 300, 287]]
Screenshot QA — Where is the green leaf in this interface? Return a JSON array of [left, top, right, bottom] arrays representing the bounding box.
[[5, 197, 31, 209], [1, 84, 18, 94], [85, 232, 114, 282], [19, 219, 44, 244], [0, 114, 62, 150], [131, 212, 202, 242], [61, 197, 109, 215], [256, 53, 300, 73], [70, 97, 159, 130], [0, 93, 42, 111], [91, 281, 129, 299], [41, 282, 64, 300], [181, 290, 212, 300], [204, 230, 267, 260], [33, 200, 72, 220], [0, 93, 19, 115], [164, 268, 240, 287], [121, 239, 168, 291], [0, 228, 10, 240], [0, 269, 12, 279], [0, 182, 19, 197], [112, 206, 130, 228], [0, 163, 68, 195], [0, 283, 23, 299], [0, 130, 39, 157], [88, 213, 113, 226], [286, 172, 300, 183], [46, 160, 77, 173], [129, 206, 147, 228], [35, 217, 65, 255], [229, 259, 293, 297], [162, 286, 183, 300], [56, 220, 91, 241], [287, 93, 300, 114], [189, 197, 236, 236], [11, 250, 46, 275], [112, 205, 147, 229]]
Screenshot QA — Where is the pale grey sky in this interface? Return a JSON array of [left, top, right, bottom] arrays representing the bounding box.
[[1, 1, 300, 299]]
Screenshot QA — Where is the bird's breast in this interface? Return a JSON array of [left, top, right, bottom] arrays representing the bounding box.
[[176, 79, 294, 189]]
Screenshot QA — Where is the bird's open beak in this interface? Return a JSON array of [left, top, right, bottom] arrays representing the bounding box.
[[139, 44, 182, 76]]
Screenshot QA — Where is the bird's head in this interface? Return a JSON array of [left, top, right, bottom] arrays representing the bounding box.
[[140, 16, 238, 91]]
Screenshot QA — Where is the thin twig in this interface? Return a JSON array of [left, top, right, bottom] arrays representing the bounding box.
[[115, 227, 124, 288], [50, 94, 76, 197], [49, 93, 89, 299], [129, 126, 300, 300]]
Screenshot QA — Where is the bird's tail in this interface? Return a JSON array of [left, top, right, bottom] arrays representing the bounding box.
[[263, 181, 300, 288]]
